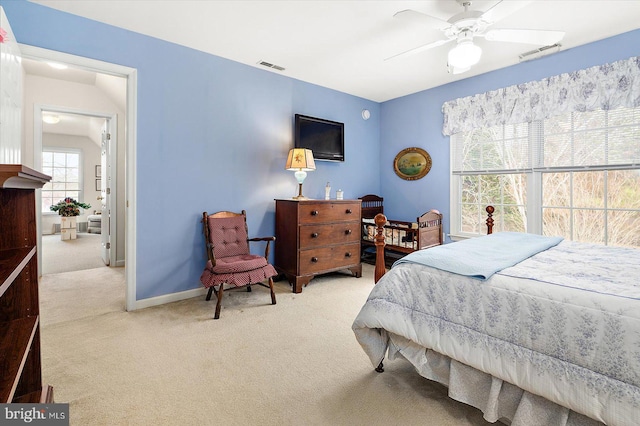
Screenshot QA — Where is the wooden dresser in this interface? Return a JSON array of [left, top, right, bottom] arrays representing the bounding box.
[[275, 199, 362, 293], [0, 165, 54, 403]]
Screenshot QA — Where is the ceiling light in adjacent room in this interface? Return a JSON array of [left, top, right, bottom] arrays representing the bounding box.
[[447, 39, 482, 70], [47, 62, 68, 70], [42, 114, 60, 124]]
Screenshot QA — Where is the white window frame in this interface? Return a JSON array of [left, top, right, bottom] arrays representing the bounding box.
[[41, 147, 84, 215]]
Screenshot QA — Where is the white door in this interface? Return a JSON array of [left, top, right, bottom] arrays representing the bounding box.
[[100, 124, 110, 265]]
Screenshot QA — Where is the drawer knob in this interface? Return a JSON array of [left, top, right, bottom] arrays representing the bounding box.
[[311, 210, 319, 216], [311, 232, 318, 238], [346, 209, 352, 214], [345, 229, 352, 235], [345, 252, 352, 258], [311, 257, 318, 263]]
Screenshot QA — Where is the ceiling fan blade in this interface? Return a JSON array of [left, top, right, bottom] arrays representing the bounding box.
[[484, 29, 565, 45], [393, 9, 450, 26], [384, 38, 453, 61], [481, 0, 534, 24]]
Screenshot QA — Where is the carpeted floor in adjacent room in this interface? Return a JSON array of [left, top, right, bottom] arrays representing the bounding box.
[[38, 263, 492, 425]]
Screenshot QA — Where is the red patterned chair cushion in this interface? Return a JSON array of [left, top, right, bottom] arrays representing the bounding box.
[[207, 254, 267, 274], [200, 258, 277, 288], [207, 215, 249, 258]]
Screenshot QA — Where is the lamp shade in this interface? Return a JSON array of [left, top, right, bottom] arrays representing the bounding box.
[[286, 148, 316, 171], [448, 40, 482, 69]]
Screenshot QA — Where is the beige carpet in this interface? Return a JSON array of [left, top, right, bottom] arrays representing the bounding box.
[[42, 233, 106, 274], [39, 264, 492, 426]]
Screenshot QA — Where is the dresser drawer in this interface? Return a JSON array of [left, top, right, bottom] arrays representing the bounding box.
[[298, 202, 360, 225], [299, 243, 360, 274], [299, 222, 360, 248]]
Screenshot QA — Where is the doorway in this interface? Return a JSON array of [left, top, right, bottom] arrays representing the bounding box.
[[21, 44, 138, 311], [37, 108, 115, 274]]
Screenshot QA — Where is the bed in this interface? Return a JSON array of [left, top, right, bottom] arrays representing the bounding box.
[[359, 194, 442, 266], [352, 207, 640, 426]]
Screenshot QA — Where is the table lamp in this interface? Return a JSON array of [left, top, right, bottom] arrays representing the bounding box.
[[286, 148, 316, 200]]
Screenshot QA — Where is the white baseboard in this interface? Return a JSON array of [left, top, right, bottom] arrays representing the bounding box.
[[129, 287, 207, 311], [114, 259, 125, 267]]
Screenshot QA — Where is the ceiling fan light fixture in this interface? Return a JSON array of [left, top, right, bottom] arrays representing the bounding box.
[[448, 40, 482, 69], [42, 114, 60, 124], [447, 64, 471, 75]]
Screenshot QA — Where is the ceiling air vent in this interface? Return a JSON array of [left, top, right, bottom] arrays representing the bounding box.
[[258, 60, 285, 71], [519, 43, 561, 62]]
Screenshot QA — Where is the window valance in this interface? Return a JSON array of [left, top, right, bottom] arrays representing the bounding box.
[[442, 56, 640, 136]]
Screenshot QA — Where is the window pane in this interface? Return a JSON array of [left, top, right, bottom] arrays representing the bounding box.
[[479, 175, 501, 205], [52, 167, 66, 182], [543, 172, 571, 207], [42, 196, 53, 211], [608, 126, 640, 165], [573, 209, 605, 244], [543, 112, 571, 135], [574, 109, 605, 131], [609, 107, 637, 126], [607, 170, 640, 209], [52, 191, 66, 201], [543, 207, 571, 239], [53, 152, 66, 167], [66, 153, 79, 167], [608, 211, 640, 247], [67, 167, 79, 182], [461, 204, 482, 234], [543, 133, 571, 167], [573, 171, 604, 208], [503, 174, 527, 206], [461, 175, 479, 204], [502, 205, 526, 232], [42, 152, 53, 165], [574, 130, 605, 166]]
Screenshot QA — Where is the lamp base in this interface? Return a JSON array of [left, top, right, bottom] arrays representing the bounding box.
[[292, 195, 312, 200]]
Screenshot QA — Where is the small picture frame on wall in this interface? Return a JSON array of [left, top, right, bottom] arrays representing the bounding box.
[[95, 165, 101, 177], [393, 147, 432, 181], [95, 179, 101, 191]]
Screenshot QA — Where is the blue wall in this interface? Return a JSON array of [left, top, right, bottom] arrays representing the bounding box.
[[3, 0, 638, 300], [379, 29, 640, 239], [1, 0, 380, 300]]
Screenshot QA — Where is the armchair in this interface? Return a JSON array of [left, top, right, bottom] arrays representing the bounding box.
[[200, 210, 277, 319]]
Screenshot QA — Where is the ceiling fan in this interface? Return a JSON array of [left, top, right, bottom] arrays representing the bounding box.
[[386, 0, 565, 74]]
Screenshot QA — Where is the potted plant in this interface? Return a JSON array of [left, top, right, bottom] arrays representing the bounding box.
[[50, 197, 91, 240]]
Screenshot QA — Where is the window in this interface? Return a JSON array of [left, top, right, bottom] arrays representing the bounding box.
[[42, 149, 83, 213], [451, 106, 640, 247]]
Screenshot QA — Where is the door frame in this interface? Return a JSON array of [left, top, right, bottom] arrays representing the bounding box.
[[35, 105, 117, 266], [21, 44, 138, 312]]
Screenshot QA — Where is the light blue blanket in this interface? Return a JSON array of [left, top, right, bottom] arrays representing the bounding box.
[[393, 232, 563, 280]]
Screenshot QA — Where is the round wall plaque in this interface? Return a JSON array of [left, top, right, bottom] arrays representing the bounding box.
[[393, 147, 432, 181]]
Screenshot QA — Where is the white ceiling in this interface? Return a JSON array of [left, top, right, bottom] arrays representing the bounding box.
[[29, 0, 640, 102]]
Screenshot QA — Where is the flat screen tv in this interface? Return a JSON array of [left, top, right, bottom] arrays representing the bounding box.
[[294, 114, 344, 162]]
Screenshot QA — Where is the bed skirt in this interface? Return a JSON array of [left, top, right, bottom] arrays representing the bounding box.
[[387, 333, 603, 426]]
